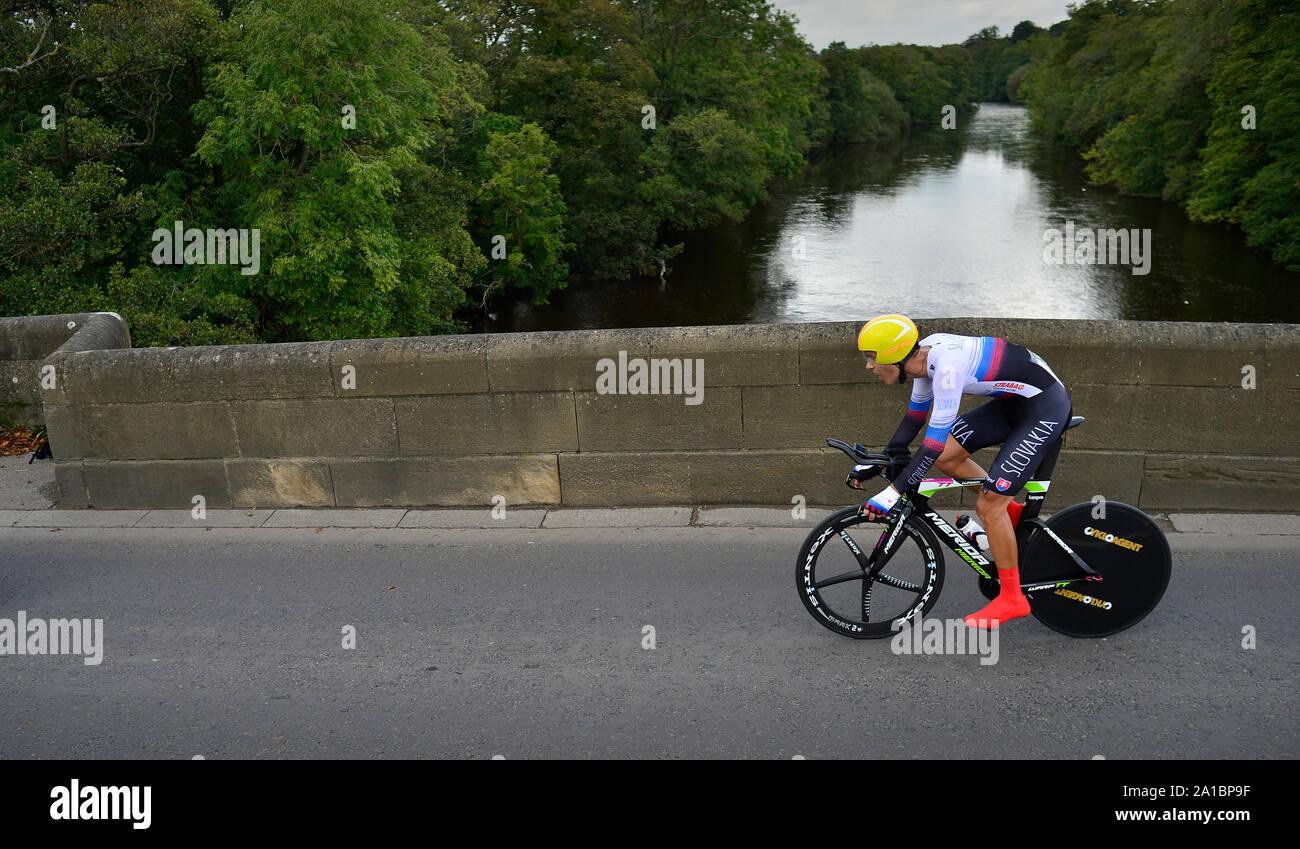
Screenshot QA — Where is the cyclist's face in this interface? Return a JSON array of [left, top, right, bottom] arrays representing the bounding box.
[[862, 352, 901, 384]]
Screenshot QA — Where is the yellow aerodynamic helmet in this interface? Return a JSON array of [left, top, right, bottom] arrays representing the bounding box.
[[857, 314, 918, 365]]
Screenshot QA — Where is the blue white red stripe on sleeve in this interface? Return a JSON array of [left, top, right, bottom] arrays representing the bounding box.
[[975, 337, 1006, 382]]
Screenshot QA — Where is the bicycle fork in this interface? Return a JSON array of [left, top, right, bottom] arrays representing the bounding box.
[[842, 500, 912, 581]]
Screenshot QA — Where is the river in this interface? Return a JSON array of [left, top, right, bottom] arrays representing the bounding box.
[[478, 103, 1300, 331]]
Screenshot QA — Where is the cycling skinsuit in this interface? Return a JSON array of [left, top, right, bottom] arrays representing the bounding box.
[[886, 333, 1072, 496]]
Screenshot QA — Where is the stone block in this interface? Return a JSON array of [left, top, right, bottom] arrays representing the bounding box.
[[396, 393, 577, 455], [330, 455, 560, 507], [232, 399, 397, 457]]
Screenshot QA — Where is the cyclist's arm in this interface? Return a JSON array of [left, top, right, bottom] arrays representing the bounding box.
[[885, 379, 933, 454], [864, 379, 932, 514], [892, 362, 962, 495]]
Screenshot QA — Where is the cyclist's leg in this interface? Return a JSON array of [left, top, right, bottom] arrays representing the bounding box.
[[965, 384, 1072, 628], [934, 398, 1015, 493], [974, 488, 1019, 579], [935, 439, 986, 486], [980, 384, 1072, 499]]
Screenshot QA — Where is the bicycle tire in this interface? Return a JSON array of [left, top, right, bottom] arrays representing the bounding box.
[[1020, 502, 1171, 637], [796, 505, 945, 639]]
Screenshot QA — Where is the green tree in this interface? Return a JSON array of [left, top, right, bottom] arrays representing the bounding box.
[[479, 0, 662, 281], [474, 119, 571, 304], [1019, 0, 1156, 145], [1187, 0, 1300, 269], [0, 0, 245, 345], [193, 0, 485, 340], [860, 45, 954, 125], [638, 107, 769, 230], [818, 42, 906, 144], [1020, 0, 1300, 270], [1011, 20, 1043, 42], [1085, 0, 1235, 203]]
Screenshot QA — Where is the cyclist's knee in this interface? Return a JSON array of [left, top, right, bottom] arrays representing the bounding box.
[[935, 442, 968, 475], [975, 489, 1011, 521]]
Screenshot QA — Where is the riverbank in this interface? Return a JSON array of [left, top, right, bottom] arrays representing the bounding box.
[[476, 104, 1300, 333]]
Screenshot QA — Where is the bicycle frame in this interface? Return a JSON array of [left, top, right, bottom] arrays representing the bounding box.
[[862, 435, 1102, 592]]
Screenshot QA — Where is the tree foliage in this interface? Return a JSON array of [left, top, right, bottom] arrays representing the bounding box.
[[2, 0, 1295, 342], [1020, 0, 1300, 270], [192, 0, 485, 341]]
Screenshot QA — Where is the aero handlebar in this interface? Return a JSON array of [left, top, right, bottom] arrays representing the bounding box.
[[826, 438, 890, 467]]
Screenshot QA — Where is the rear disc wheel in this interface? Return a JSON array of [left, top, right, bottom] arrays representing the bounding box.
[[1020, 502, 1171, 637]]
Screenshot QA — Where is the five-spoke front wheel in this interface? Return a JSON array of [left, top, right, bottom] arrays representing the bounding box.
[[796, 506, 945, 639]]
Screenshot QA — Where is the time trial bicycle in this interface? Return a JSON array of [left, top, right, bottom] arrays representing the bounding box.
[[796, 416, 1171, 638]]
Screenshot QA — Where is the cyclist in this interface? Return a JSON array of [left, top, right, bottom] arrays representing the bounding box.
[[850, 314, 1072, 629]]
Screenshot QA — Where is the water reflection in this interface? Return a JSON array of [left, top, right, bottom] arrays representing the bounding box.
[[480, 103, 1300, 331]]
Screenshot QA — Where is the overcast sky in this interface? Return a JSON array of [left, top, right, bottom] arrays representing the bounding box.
[[773, 0, 1074, 48]]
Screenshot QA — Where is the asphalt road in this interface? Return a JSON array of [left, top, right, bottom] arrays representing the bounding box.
[[0, 525, 1294, 759]]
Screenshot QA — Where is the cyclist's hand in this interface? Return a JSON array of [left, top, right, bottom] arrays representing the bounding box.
[[859, 485, 900, 520], [845, 464, 879, 490]]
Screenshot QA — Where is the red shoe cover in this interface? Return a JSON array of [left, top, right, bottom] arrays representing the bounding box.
[[1006, 500, 1024, 527], [964, 569, 1030, 629]]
